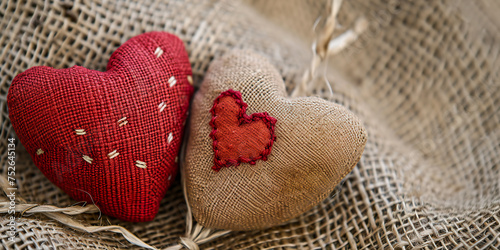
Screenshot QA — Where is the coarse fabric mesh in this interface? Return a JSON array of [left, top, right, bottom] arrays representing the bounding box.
[[1, 0, 499, 249]]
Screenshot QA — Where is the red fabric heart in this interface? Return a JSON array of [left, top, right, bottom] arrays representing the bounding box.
[[209, 90, 277, 171], [7, 32, 194, 222]]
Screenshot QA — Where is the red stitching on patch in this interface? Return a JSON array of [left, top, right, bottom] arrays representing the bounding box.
[[209, 89, 277, 171]]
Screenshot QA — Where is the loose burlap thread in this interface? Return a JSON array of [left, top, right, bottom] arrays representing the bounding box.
[[1, 0, 499, 249]]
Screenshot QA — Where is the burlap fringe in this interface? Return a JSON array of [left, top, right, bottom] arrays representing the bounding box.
[[0, 0, 367, 249], [291, 0, 367, 97], [162, 169, 231, 250], [0, 173, 156, 249]]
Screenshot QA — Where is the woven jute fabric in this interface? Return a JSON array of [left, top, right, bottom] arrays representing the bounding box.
[[1, 0, 499, 249], [184, 50, 367, 231]]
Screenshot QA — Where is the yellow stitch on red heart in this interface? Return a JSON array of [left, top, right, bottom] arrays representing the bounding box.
[[154, 47, 163, 58], [82, 155, 93, 164], [75, 129, 86, 135], [158, 102, 167, 112], [187, 75, 193, 85], [168, 76, 177, 87], [167, 133, 173, 144], [118, 117, 128, 127], [107, 150, 119, 159], [36, 148, 44, 155], [135, 160, 147, 169], [135, 164, 147, 169]]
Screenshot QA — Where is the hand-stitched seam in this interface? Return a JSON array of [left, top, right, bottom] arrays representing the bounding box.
[[209, 89, 277, 171]]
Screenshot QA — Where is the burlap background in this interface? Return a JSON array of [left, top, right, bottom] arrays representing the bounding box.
[[1, 0, 499, 249]]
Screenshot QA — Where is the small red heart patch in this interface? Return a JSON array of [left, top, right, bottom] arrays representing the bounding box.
[[7, 32, 194, 222], [209, 90, 277, 171]]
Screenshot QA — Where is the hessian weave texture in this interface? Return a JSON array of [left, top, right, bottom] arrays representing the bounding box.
[[0, 0, 499, 249]]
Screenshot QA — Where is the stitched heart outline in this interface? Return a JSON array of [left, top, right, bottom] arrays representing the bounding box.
[[209, 89, 277, 171]]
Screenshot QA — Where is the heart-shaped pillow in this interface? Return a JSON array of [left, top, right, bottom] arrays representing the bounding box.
[[7, 32, 194, 222], [184, 50, 367, 230]]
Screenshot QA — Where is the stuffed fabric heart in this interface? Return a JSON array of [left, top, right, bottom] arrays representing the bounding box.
[[7, 32, 194, 222], [184, 50, 367, 230]]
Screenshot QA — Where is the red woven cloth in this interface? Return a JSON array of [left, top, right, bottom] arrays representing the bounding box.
[[210, 90, 277, 171], [7, 32, 194, 222]]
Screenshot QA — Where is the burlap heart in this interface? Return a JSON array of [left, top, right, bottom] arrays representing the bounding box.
[[184, 50, 367, 230], [7, 32, 194, 222]]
